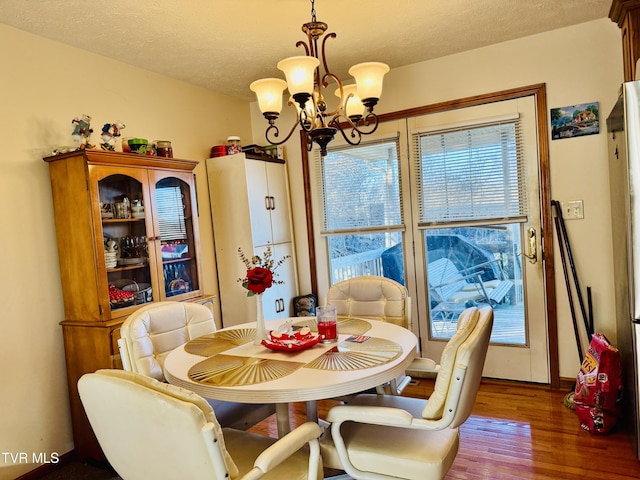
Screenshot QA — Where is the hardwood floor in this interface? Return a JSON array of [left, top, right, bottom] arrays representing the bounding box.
[[248, 379, 640, 479]]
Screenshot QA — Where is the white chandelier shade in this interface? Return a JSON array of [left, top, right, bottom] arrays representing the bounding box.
[[277, 56, 320, 97], [249, 78, 288, 115], [335, 84, 364, 120], [348, 62, 390, 103]]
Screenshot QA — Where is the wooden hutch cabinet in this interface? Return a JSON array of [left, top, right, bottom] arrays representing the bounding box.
[[44, 149, 213, 460], [610, 0, 640, 82]]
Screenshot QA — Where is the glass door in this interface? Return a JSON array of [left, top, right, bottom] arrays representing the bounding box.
[[409, 96, 549, 383], [149, 170, 201, 300], [95, 169, 155, 314]]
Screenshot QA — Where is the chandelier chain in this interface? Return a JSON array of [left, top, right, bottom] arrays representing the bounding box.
[[311, 0, 317, 22]]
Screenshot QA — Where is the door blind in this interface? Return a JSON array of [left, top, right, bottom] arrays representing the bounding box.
[[314, 137, 403, 235], [412, 116, 527, 227], [156, 186, 187, 240]]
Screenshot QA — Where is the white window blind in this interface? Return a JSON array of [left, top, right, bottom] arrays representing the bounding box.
[[412, 116, 527, 228], [156, 186, 187, 240], [315, 138, 403, 235]]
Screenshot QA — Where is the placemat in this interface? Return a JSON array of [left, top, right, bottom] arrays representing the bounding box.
[[188, 354, 305, 386], [184, 328, 255, 357], [304, 337, 402, 371]]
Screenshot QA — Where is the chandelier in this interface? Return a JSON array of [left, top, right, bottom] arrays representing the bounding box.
[[250, 0, 389, 156]]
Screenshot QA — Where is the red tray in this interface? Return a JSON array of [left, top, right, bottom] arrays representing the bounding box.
[[262, 329, 322, 352]]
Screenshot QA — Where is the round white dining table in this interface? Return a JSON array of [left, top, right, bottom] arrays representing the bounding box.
[[164, 317, 418, 435]]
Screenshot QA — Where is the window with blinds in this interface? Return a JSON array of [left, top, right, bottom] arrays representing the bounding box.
[[156, 185, 187, 241], [316, 138, 403, 234], [413, 115, 527, 228]]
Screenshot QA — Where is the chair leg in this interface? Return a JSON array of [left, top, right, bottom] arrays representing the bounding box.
[[395, 375, 413, 395]]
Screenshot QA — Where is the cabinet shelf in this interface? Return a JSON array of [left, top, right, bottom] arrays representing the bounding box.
[[102, 217, 145, 224], [162, 257, 193, 265], [107, 263, 148, 273]]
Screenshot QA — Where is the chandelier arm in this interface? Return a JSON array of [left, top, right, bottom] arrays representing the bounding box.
[[356, 112, 378, 135], [358, 111, 381, 135], [299, 109, 314, 133], [264, 118, 301, 146], [320, 32, 337, 78], [320, 71, 343, 117], [331, 111, 381, 137], [296, 40, 311, 56], [333, 122, 362, 146]]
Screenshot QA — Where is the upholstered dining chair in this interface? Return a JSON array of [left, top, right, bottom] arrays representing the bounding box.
[[326, 275, 412, 394], [319, 306, 493, 480], [78, 369, 322, 480], [118, 301, 275, 430]]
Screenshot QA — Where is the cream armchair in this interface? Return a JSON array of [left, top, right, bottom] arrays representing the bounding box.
[[78, 369, 322, 480], [319, 306, 493, 480], [326, 275, 412, 394], [118, 301, 275, 430]]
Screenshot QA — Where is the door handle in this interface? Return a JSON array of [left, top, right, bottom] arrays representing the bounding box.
[[265, 196, 275, 210], [521, 227, 537, 264]]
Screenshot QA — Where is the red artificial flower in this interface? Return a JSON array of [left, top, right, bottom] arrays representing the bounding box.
[[245, 266, 274, 295], [238, 244, 289, 296]]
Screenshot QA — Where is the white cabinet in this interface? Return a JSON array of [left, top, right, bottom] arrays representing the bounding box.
[[245, 159, 292, 246], [206, 153, 298, 326]]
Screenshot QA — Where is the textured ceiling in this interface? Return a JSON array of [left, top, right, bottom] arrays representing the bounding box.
[[0, 0, 613, 101]]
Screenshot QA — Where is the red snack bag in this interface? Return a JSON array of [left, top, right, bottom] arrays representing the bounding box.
[[573, 333, 623, 434]]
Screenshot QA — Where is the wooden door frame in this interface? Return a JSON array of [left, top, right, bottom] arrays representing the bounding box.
[[301, 83, 559, 388]]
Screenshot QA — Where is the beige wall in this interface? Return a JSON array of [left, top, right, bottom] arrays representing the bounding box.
[[254, 18, 623, 380], [0, 24, 250, 478]]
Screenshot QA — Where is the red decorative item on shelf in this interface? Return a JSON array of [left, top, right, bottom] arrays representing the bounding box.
[[210, 145, 227, 157]]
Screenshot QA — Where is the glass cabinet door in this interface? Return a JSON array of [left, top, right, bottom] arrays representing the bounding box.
[[97, 171, 154, 312], [150, 171, 200, 299]]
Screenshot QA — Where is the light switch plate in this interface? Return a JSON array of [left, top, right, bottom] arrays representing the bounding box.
[[560, 200, 584, 220]]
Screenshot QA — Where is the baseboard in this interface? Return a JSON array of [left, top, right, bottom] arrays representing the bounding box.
[[559, 376, 577, 391], [478, 376, 575, 392]]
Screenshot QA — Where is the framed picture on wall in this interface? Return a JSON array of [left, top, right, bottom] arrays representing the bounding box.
[[550, 102, 599, 140]]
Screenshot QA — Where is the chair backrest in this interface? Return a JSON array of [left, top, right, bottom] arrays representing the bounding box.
[[325, 276, 411, 330], [422, 306, 493, 427], [78, 369, 239, 480], [119, 301, 216, 381], [421, 306, 480, 419]]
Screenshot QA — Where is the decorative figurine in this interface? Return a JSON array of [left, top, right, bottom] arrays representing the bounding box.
[[100, 121, 126, 151], [71, 114, 94, 149]]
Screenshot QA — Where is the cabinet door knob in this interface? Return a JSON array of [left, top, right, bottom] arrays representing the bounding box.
[[270, 196, 276, 210], [264, 196, 270, 211]]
